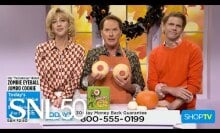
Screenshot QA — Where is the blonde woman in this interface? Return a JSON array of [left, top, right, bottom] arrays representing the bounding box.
[[35, 7, 85, 108]]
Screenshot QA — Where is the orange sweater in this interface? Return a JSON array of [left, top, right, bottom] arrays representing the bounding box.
[[147, 40, 203, 110]]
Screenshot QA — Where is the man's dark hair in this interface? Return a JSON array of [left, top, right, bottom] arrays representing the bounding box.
[[99, 15, 123, 30]]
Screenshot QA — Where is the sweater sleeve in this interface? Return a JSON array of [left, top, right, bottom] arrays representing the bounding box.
[[187, 45, 203, 95], [147, 51, 158, 91]]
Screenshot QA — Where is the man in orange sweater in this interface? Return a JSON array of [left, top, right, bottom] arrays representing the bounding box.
[[147, 12, 203, 110]]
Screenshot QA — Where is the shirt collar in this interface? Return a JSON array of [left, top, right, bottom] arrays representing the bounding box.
[[103, 45, 123, 56], [49, 39, 73, 51], [164, 38, 182, 47]]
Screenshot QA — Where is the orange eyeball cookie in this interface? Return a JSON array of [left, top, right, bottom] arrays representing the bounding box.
[[113, 64, 129, 79], [92, 61, 109, 76]]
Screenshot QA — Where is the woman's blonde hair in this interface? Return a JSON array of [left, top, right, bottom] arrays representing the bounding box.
[[46, 7, 75, 39]]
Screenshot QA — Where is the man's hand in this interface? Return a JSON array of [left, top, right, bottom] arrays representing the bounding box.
[[113, 73, 135, 94], [88, 73, 106, 85], [167, 98, 185, 110], [155, 83, 167, 99], [158, 100, 170, 107], [163, 86, 193, 101]]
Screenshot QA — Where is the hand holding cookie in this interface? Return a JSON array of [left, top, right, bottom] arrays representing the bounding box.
[[92, 61, 109, 77], [113, 64, 129, 80]]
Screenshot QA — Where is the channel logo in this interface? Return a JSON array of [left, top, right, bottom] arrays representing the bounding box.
[[181, 110, 215, 123]]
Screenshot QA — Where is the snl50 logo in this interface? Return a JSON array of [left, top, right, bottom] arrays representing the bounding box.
[[181, 110, 215, 123]]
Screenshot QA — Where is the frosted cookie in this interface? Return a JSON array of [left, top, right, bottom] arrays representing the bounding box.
[[113, 64, 129, 79], [92, 61, 109, 76]]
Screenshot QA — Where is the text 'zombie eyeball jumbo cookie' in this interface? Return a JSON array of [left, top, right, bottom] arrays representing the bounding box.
[[92, 61, 109, 76], [113, 64, 129, 79]]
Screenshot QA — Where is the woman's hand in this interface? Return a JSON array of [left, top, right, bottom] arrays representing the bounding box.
[[53, 96, 63, 108]]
